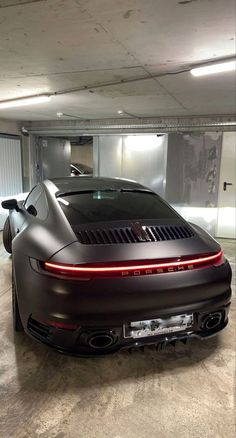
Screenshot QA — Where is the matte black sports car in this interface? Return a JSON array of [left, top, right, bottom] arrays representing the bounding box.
[[2, 177, 232, 356]]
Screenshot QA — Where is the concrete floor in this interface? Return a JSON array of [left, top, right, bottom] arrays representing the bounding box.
[[0, 233, 235, 438]]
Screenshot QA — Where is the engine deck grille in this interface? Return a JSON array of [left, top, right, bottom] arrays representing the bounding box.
[[75, 225, 194, 245]]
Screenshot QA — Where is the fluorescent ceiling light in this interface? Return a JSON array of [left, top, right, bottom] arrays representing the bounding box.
[[117, 109, 139, 118], [0, 94, 51, 109], [191, 60, 236, 77]]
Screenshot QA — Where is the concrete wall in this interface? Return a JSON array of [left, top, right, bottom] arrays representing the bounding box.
[[165, 132, 223, 236], [21, 135, 31, 192], [0, 119, 20, 136], [71, 144, 93, 167]]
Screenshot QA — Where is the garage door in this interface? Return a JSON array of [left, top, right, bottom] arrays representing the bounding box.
[[0, 135, 23, 229], [0, 135, 22, 196]]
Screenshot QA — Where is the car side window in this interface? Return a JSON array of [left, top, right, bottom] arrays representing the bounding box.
[[24, 184, 48, 221], [35, 191, 48, 220]]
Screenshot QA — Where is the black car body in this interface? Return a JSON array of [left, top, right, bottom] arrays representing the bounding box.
[[2, 177, 232, 356]]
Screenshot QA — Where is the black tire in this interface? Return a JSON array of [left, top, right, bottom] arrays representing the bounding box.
[[12, 266, 24, 332], [3, 217, 12, 254]]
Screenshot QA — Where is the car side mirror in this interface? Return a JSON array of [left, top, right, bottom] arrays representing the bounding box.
[[1, 199, 20, 211]]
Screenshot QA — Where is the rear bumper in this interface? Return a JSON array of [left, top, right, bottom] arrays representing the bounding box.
[[26, 297, 231, 356], [14, 254, 232, 355]]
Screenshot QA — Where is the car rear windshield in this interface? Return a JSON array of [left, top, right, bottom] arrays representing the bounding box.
[[57, 190, 178, 225]]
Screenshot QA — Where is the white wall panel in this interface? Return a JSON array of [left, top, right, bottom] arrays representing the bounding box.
[[121, 135, 167, 197], [216, 132, 236, 238], [0, 136, 23, 230], [0, 136, 22, 197], [94, 135, 167, 197]]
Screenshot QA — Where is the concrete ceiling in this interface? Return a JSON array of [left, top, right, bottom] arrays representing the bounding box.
[[0, 0, 235, 121]]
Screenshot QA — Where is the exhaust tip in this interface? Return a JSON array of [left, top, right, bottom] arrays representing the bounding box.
[[88, 333, 115, 349], [202, 312, 223, 331]]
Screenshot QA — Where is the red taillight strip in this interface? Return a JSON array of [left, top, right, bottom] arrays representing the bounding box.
[[44, 250, 223, 274]]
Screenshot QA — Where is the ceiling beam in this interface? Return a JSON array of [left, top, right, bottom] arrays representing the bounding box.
[[24, 115, 236, 136]]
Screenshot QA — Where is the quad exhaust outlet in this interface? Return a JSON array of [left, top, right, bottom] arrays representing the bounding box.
[[203, 312, 223, 331]]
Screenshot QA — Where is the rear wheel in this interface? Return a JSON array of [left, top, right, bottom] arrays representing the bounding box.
[[3, 217, 12, 254], [12, 266, 24, 332]]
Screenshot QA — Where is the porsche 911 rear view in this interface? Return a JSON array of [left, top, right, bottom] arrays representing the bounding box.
[[1, 177, 232, 356]]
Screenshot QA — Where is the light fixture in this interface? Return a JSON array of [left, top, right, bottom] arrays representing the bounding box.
[[191, 60, 236, 77], [117, 109, 139, 118], [0, 94, 51, 109], [56, 111, 86, 120]]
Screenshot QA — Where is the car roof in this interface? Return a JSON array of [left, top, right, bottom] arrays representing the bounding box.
[[46, 176, 150, 196]]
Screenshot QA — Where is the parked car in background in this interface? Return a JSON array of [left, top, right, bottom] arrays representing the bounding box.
[[70, 163, 93, 176]]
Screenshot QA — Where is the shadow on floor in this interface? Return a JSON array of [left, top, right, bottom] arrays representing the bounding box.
[[10, 323, 220, 394]]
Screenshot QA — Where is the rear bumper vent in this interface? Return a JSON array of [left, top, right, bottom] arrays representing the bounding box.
[[75, 225, 194, 245], [28, 317, 50, 339]]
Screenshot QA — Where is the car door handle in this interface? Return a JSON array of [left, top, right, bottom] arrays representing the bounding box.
[[223, 181, 233, 191]]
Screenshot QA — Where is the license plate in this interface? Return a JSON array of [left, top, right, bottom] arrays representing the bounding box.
[[124, 314, 193, 339]]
